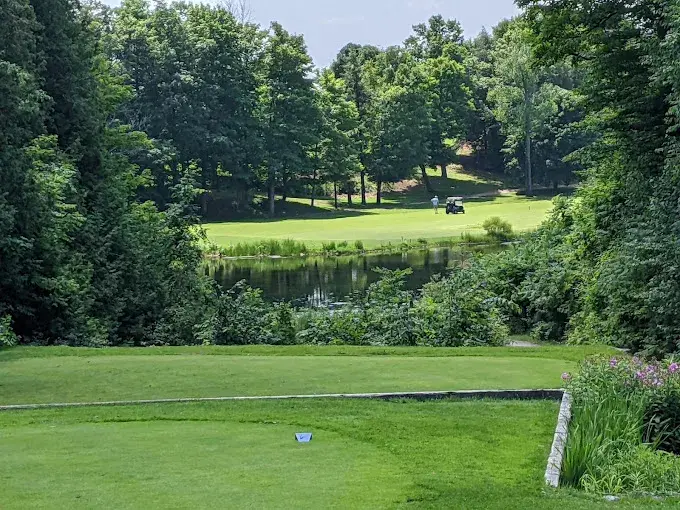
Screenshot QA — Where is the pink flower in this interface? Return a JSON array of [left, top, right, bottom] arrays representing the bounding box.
[[562, 373, 572, 382], [669, 363, 679, 374], [636, 371, 646, 380], [610, 358, 618, 368]]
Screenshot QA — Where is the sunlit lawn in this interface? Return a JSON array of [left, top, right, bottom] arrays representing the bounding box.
[[205, 194, 553, 249], [0, 344, 617, 406], [1, 399, 674, 509], [2, 344, 674, 509]]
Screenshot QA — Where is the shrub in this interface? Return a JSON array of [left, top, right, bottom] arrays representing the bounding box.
[[0, 315, 18, 347], [562, 355, 680, 495], [322, 241, 337, 252], [267, 302, 296, 345], [213, 281, 272, 345], [482, 216, 513, 241], [581, 445, 680, 496], [414, 266, 511, 347], [354, 240, 365, 251]]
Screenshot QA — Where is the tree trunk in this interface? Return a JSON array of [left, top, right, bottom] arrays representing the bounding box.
[[311, 168, 317, 207], [376, 180, 382, 205], [281, 178, 287, 203], [524, 91, 533, 196], [268, 179, 276, 217], [441, 164, 447, 179], [360, 170, 367, 205], [333, 182, 338, 209], [420, 164, 434, 194], [347, 189, 352, 205], [200, 193, 208, 217]]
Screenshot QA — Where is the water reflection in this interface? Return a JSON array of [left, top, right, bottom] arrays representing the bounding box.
[[205, 247, 497, 307]]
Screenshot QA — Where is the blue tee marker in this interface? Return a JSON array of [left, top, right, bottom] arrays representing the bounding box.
[[295, 433, 312, 443]]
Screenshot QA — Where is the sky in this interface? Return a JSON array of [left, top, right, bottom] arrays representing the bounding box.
[[103, 0, 520, 68]]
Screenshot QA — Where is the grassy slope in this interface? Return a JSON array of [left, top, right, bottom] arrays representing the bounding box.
[[0, 344, 619, 405], [205, 167, 554, 248], [0, 399, 673, 509], [0, 344, 617, 405], [1, 354, 573, 405]]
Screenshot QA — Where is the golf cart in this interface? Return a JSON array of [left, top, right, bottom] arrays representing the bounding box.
[[445, 197, 465, 215]]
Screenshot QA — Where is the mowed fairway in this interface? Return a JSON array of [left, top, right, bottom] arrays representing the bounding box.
[[205, 195, 553, 249], [0, 347, 581, 405]]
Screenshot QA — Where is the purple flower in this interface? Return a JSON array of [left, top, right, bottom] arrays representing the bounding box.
[[610, 358, 619, 368], [562, 373, 572, 382], [636, 371, 646, 380], [669, 363, 679, 374], [633, 356, 643, 366]]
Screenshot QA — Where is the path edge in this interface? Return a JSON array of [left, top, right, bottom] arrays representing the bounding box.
[[544, 391, 572, 488]]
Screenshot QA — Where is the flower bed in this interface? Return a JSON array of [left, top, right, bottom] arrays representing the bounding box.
[[562, 355, 680, 496]]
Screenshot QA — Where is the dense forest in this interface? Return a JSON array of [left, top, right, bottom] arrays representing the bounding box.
[[1, 0, 679, 355]]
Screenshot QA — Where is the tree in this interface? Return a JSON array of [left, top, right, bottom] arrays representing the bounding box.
[[365, 83, 430, 204], [488, 21, 562, 195], [109, 1, 263, 215], [257, 22, 319, 217], [465, 27, 505, 173], [0, 0, 216, 346], [315, 70, 360, 208], [406, 16, 472, 179], [331, 44, 380, 205]]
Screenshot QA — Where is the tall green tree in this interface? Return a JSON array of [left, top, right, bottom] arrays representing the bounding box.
[[331, 44, 380, 205], [365, 83, 430, 204], [406, 16, 472, 179], [314, 70, 360, 208], [257, 22, 319, 216], [488, 21, 564, 195], [109, 1, 263, 215]]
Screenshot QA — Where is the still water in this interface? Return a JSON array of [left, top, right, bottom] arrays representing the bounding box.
[[205, 247, 494, 307]]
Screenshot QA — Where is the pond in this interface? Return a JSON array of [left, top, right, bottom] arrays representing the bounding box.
[[205, 246, 498, 307]]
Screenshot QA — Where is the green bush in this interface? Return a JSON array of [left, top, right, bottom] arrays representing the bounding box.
[[354, 240, 365, 251], [322, 241, 337, 252], [414, 266, 511, 347], [213, 281, 272, 345], [267, 302, 296, 345], [297, 267, 510, 347], [0, 315, 18, 347], [482, 217, 513, 241], [581, 445, 680, 496], [562, 355, 680, 495]]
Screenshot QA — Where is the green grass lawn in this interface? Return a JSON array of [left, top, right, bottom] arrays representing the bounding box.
[[0, 355, 568, 405], [0, 399, 674, 509], [206, 194, 553, 249], [0, 344, 616, 406]]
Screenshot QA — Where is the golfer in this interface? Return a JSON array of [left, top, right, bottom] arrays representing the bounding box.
[[431, 195, 440, 214]]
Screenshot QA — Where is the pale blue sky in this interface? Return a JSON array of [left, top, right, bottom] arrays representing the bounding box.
[[102, 0, 519, 67]]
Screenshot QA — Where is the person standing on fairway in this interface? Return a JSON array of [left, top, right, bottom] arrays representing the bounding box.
[[431, 195, 440, 214]]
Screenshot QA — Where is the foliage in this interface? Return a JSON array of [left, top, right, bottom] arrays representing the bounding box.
[[482, 216, 513, 241], [0, 315, 18, 348], [296, 267, 509, 347], [414, 266, 511, 346], [0, 0, 214, 347], [563, 356, 680, 495]]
